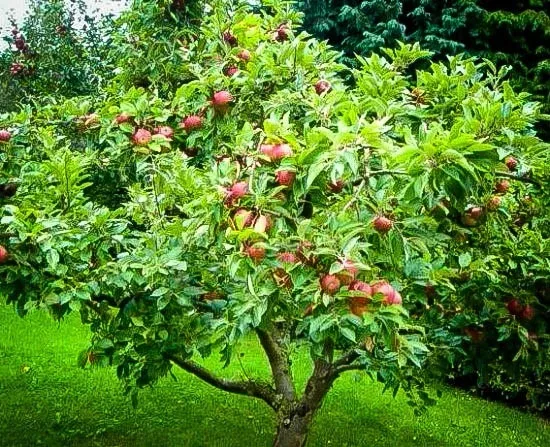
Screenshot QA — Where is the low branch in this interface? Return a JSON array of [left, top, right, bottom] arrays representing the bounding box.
[[334, 363, 365, 375], [0, 232, 16, 239], [333, 349, 360, 368], [165, 353, 278, 410], [256, 328, 296, 402]]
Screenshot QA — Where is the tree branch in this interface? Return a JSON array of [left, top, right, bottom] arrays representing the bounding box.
[[165, 353, 278, 410], [333, 349, 360, 368], [256, 328, 296, 402]]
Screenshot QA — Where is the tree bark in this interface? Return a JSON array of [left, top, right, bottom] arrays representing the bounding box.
[[273, 357, 336, 447], [273, 411, 314, 447]]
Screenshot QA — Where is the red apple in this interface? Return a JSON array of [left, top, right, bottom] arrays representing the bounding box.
[[154, 126, 174, 140], [320, 274, 341, 296], [237, 49, 251, 62], [245, 244, 266, 262], [315, 80, 331, 95], [505, 156, 518, 171], [506, 299, 524, 316], [180, 115, 203, 132], [495, 179, 510, 194], [132, 128, 152, 146], [0, 245, 8, 264], [0, 130, 12, 142], [275, 170, 296, 186], [372, 216, 393, 234], [212, 90, 233, 108]]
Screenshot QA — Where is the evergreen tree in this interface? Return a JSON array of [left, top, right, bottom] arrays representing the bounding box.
[[297, 0, 550, 135]]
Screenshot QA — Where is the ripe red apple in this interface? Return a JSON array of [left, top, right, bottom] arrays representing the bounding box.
[[328, 180, 344, 193], [486, 196, 502, 211], [212, 90, 233, 108], [245, 244, 266, 262], [277, 252, 298, 264], [468, 207, 483, 219], [10, 62, 24, 75], [14, 37, 25, 50], [275, 24, 289, 41], [260, 143, 292, 161], [506, 299, 524, 316], [0, 245, 8, 264], [154, 126, 174, 140], [115, 113, 131, 124], [494, 179, 510, 194], [224, 65, 238, 77], [320, 274, 341, 296], [371, 280, 402, 305], [272, 143, 293, 160], [505, 156, 518, 171], [462, 206, 483, 226], [315, 80, 331, 95], [132, 128, 152, 146], [275, 170, 295, 186], [230, 181, 249, 199], [237, 49, 251, 62], [223, 31, 238, 46], [181, 115, 203, 131], [372, 216, 393, 234], [0, 130, 12, 142], [521, 304, 535, 320]]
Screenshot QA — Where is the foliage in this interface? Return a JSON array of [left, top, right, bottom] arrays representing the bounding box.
[[0, 0, 548, 443], [0, 0, 115, 112]]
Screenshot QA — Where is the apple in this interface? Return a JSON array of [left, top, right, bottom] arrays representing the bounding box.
[[506, 299, 524, 316], [237, 49, 251, 62], [132, 128, 152, 146], [505, 156, 518, 171], [372, 216, 393, 234], [0, 130, 12, 142], [0, 245, 8, 264], [328, 180, 344, 193], [320, 274, 341, 295], [315, 80, 331, 95], [494, 179, 510, 194]]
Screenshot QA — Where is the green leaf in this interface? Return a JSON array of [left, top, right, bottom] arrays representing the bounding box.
[[458, 253, 472, 268]]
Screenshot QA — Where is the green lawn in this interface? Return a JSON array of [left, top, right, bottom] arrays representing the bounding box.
[[0, 305, 548, 447]]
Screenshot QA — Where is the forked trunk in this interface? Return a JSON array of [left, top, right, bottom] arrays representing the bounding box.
[[273, 410, 315, 447]]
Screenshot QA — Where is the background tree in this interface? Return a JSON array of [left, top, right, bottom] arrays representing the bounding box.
[[0, 0, 115, 112], [0, 2, 548, 447]]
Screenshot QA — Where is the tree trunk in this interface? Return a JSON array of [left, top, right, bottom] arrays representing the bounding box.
[[273, 357, 335, 447], [273, 411, 315, 447]]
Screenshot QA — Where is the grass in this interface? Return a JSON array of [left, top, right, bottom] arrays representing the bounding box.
[[0, 305, 548, 447]]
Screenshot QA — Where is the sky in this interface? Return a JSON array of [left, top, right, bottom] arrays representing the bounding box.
[[0, 0, 128, 41]]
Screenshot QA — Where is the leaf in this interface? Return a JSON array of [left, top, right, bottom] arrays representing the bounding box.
[[341, 327, 356, 343], [458, 253, 472, 268], [306, 160, 327, 190]]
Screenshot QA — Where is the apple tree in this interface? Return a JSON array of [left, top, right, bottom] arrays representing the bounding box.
[[0, 0, 548, 444]]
